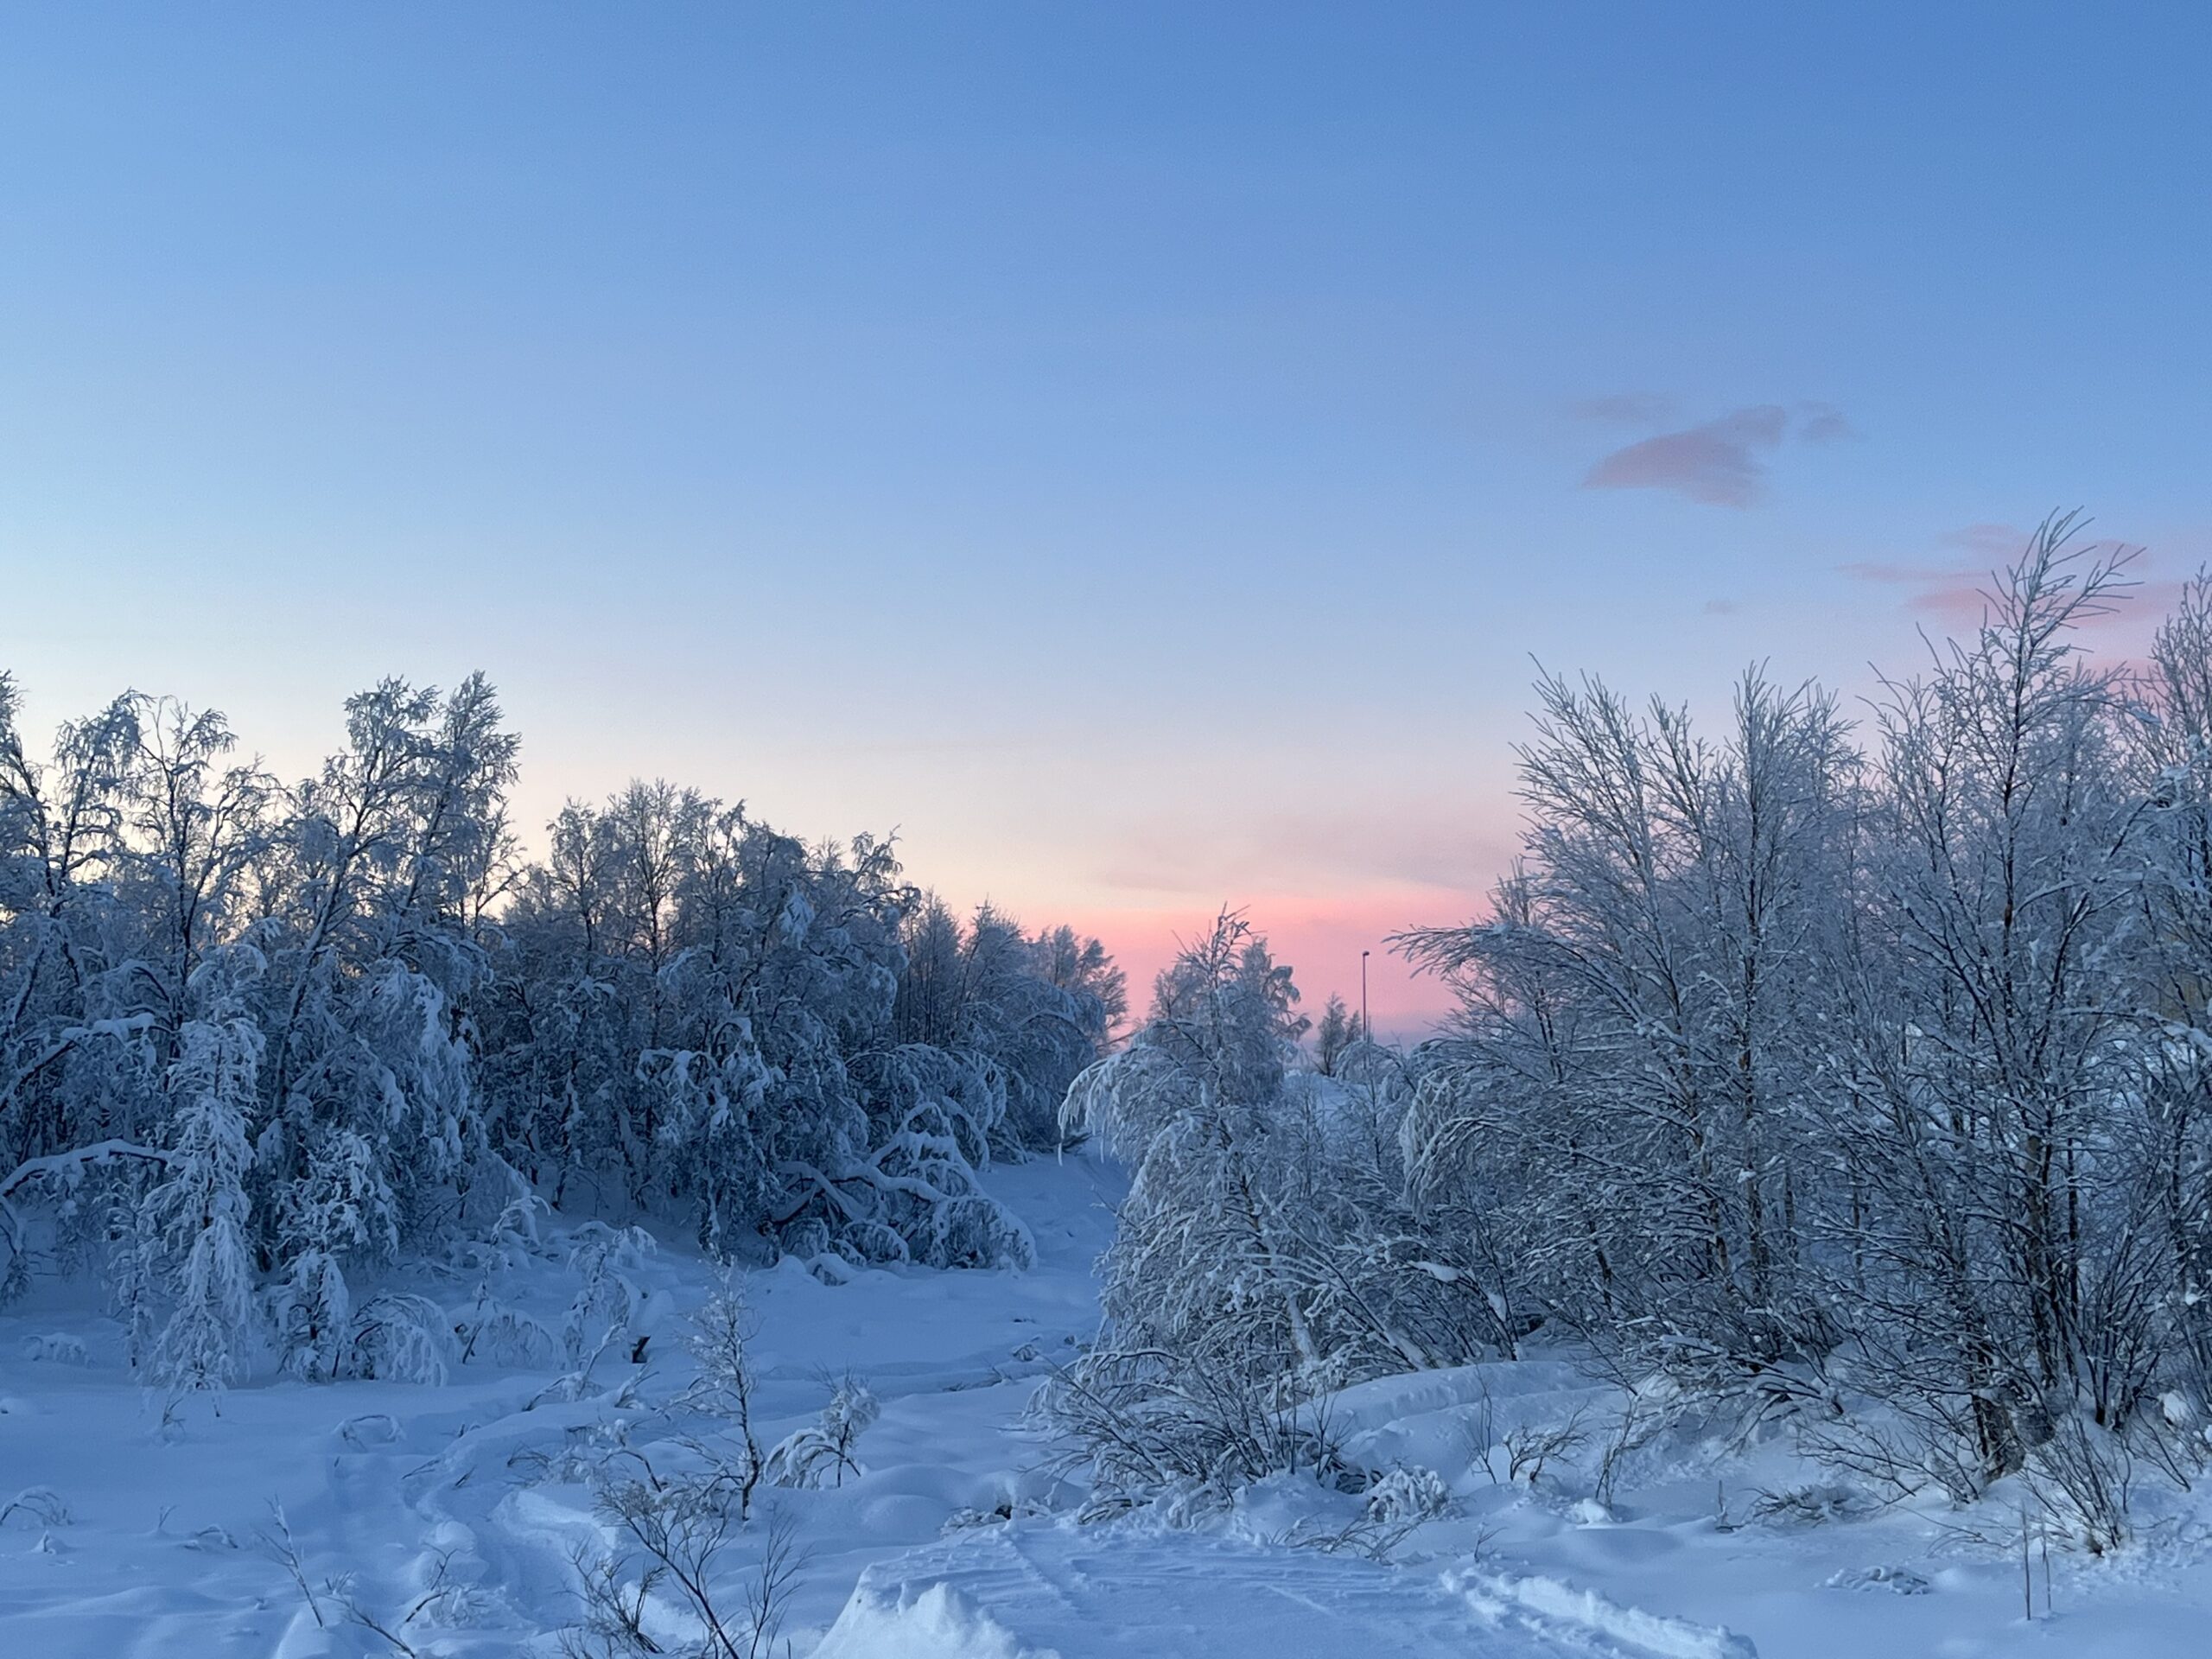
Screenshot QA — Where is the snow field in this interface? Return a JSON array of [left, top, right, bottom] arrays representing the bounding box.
[[6, 1152, 2212, 1656]]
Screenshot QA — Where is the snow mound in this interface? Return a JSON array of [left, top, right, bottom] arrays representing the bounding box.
[[1821, 1564, 1932, 1596], [815, 1524, 1749, 1658], [1324, 1358, 1606, 1481], [1452, 1567, 1758, 1659], [816, 1575, 1047, 1659]]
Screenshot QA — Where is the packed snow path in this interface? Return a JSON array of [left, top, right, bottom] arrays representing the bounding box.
[[4, 1153, 2209, 1656]]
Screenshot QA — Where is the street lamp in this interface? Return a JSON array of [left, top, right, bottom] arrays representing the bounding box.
[[1361, 950, 1370, 1043]]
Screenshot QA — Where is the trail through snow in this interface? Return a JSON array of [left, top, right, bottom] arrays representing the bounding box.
[[0, 1154, 1123, 1656]]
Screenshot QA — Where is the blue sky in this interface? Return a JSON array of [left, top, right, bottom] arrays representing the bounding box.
[[3, 3, 2208, 1027]]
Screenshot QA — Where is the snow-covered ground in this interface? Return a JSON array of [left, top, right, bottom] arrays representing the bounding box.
[[3, 1153, 2209, 1656]]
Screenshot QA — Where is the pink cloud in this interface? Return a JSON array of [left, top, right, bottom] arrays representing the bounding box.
[[1582, 404, 1789, 506], [1841, 531, 2185, 633], [1906, 582, 2001, 622]]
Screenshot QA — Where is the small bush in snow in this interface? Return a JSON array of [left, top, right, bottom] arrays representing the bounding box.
[[1, 1487, 70, 1529], [766, 1376, 879, 1489], [563, 1223, 653, 1365], [454, 1294, 561, 1369], [19, 1333, 87, 1365], [1823, 1564, 1931, 1595], [345, 1294, 452, 1384], [336, 1413, 400, 1450], [1751, 1481, 1866, 1529], [1363, 1465, 1452, 1526]]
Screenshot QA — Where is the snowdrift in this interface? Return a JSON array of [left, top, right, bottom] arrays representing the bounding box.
[[814, 1523, 1758, 1659]]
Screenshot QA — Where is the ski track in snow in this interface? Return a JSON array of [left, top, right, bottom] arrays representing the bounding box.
[[6, 1153, 2212, 1656]]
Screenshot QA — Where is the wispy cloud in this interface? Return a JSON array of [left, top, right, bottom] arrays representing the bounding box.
[[1841, 525, 2180, 628], [1578, 398, 1854, 507], [1797, 401, 1856, 443], [1839, 550, 2014, 621], [1583, 404, 1789, 507]]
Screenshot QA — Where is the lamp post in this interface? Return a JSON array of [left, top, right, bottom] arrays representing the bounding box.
[[1361, 950, 1370, 1043]]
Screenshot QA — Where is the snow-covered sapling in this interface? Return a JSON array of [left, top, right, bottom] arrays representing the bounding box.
[[766, 1375, 879, 1490], [143, 1009, 263, 1397], [676, 1278, 767, 1518]]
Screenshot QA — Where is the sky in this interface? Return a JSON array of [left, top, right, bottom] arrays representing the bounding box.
[[3, 3, 2208, 1034]]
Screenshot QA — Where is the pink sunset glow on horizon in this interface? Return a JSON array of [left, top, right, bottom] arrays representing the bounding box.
[[1065, 888, 1489, 1045]]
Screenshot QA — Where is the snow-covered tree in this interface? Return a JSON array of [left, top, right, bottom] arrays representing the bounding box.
[[1312, 994, 1363, 1076], [143, 994, 262, 1394], [1402, 661, 1855, 1381], [1053, 913, 1508, 1503], [481, 791, 1112, 1268], [1050, 914, 1332, 1496], [893, 898, 1120, 1150], [1385, 519, 2212, 1544], [1, 650, 1127, 1341]]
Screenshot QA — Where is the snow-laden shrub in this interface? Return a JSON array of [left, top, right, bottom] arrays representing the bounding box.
[[563, 1223, 653, 1363], [1363, 1465, 1452, 1526], [336, 1413, 400, 1449], [446, 1193, 553, 1279], [772, 1048, 1039, 1271], [1822, 1564, 1931, 1595], [479, 796, 1106, 1274], [454, 1291, 560, 1369], [19, 1333, 87, 1365], [766, 1376, 879, 1489], [1749, 1480, 1867, 1529], [345, 1293, 452, 1384], [1042, 1344, 1352, 1515], [0, 1487, 69, 1529], [270, 1249, 352, 1382]]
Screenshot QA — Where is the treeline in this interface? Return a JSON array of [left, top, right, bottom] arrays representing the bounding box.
[[0, 675, 1121, 1389], [1057, 518, 2212, 1548]]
